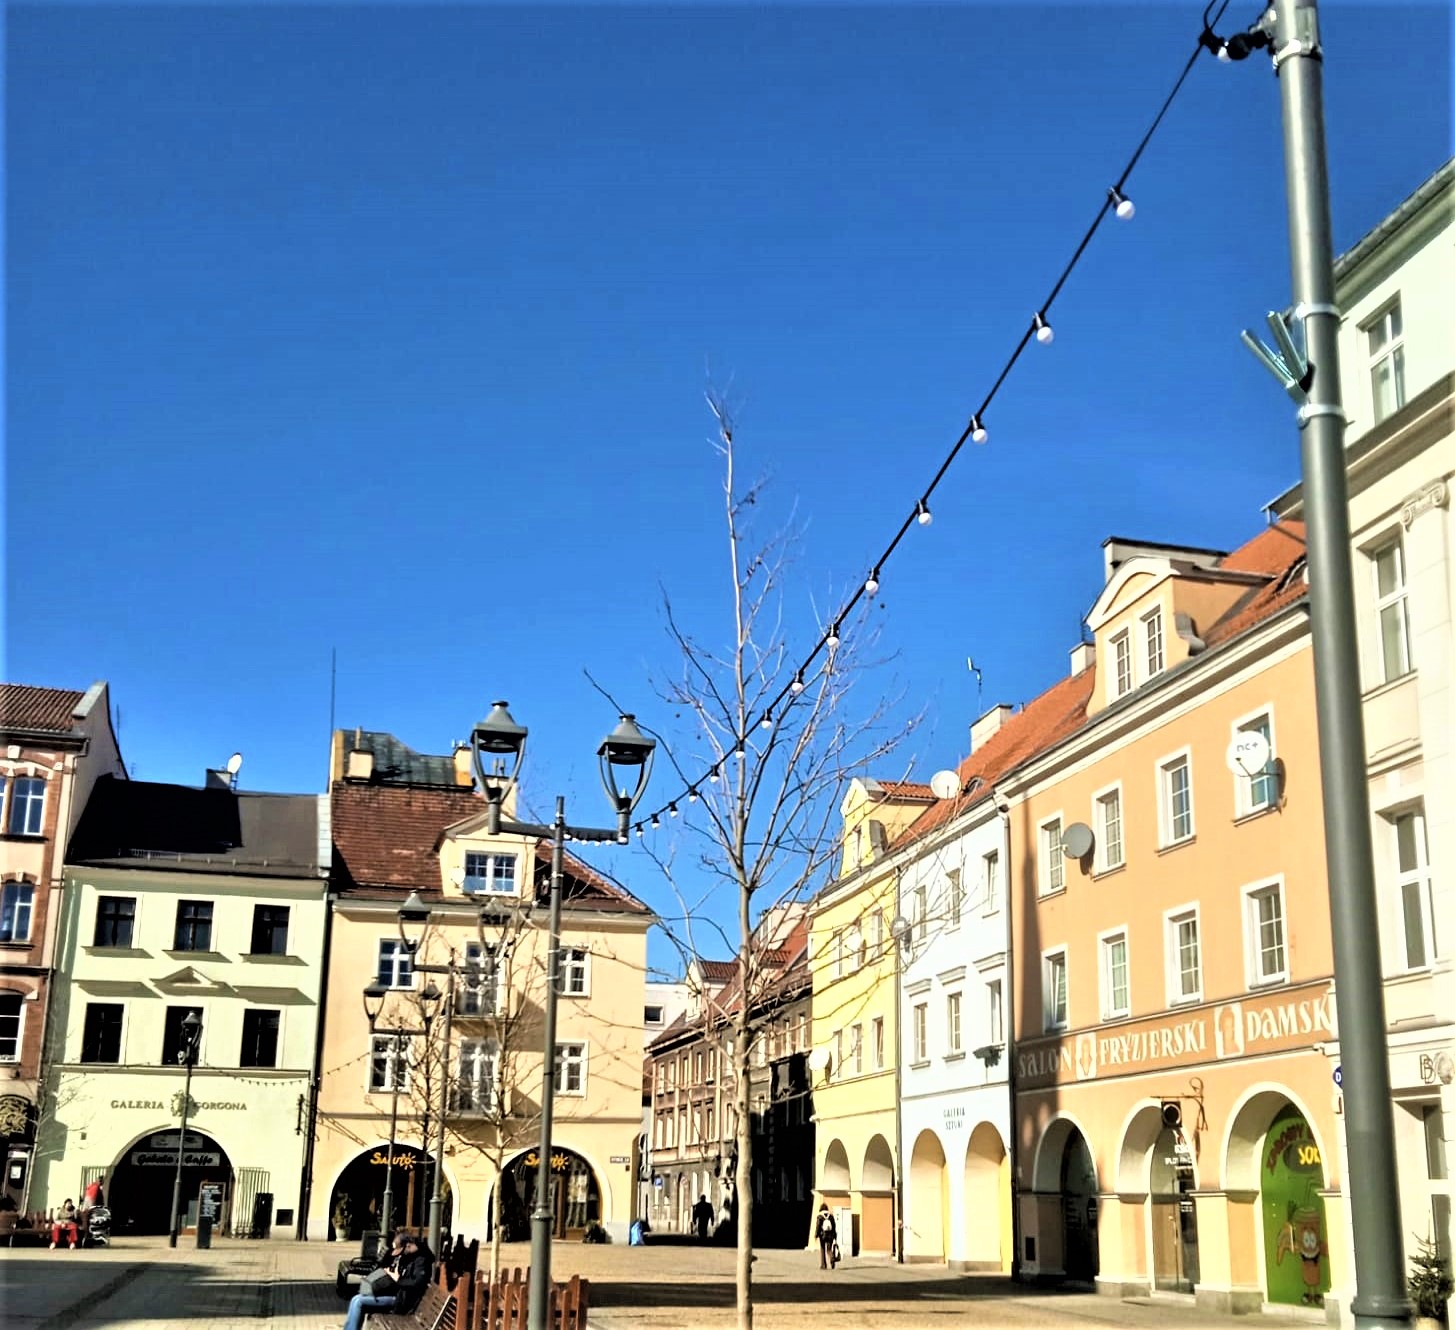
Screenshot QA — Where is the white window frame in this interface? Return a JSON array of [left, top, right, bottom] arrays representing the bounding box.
[[871, 1015, 884, 1069], [945, 991, 962, 1055], [0, 992, 24, 1064], [1142, 606, 1166, 680], [832, 929, 844, 980], [1039, 813, 1066, 896], [461, 941, 506, 1016], [846, 923, 864, 973], [911, 1003, 928, 1062], [558, 947, 590, 997], [1370, 534, 1413, 683], [1392, 806, 1439, 971], [554, 1040, 588, 1096], [987, 978, 1004, 1045], [377, 937, 415, 989], [1231, 706, 1279, 817], [1092, 781, 1125, 872], [456, 1037, 501, 1113], [0, 881, 35, 944], [1111, 628, 1133, 699], [1042, 948, 1068, 1033], [851, 1023, 863, 1075], [1098, 927, 1130, 1020], [946, 870, 963, 930], [1365, 297, 1406, 424], [913, 885, 929, 946], [1243, 878, 1289, 988], [369, 1033, 410, 1093], [461, 850, 518, 896], [1164, 903, 1202, 1006], [982, 849, 1000, 916], [1157, 748, 1195, 847], [7, 777, 46, 836]]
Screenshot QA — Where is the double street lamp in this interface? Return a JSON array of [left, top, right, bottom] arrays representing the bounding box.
[[470, 702, 654, 1330], [168, 1010, 203, 1248]]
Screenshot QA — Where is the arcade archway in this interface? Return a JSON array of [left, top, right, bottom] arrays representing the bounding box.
[[110, 1127, 233, 1236], [328, 1143, 442, 1242], [497, 1146, 600, 1240]]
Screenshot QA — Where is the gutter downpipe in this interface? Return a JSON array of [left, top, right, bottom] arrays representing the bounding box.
[[893, 867, 906, 1265], [297, 886, 336, 1240], [998, 800, 1022, 1282]]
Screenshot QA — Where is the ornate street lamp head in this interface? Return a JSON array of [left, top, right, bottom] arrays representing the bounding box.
[[472, 701, 528, 833], [597, 713, 656, 837], [398, 890, 430, 953]]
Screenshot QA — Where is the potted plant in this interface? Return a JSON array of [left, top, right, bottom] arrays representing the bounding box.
[[332, 1194, 353, 1243], [1409, 1235, 1453, 1328]]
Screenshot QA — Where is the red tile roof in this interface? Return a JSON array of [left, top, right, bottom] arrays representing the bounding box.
[[697, 958, 740, 982], [875, 780, 935, 800], [0, 684, 85, 734]]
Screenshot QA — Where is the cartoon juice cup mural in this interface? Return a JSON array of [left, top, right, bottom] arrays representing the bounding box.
[[1261, 1105, 1331, 1306]]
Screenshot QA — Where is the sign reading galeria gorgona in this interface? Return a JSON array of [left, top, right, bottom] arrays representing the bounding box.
[[1016, 980, 1334, 1089]]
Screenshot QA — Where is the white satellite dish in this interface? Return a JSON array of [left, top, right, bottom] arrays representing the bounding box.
[[1226, 730, 1271, 778], [226, 752, 244, 775], [808, 1047, 832, 1073], [930, 769, 960, 800], [1062, 821, 1095, 860]]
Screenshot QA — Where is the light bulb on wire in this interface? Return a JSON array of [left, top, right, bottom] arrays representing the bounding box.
[[760, 711, 773, 731], [668, 802, 679, 818], [1108, 187, 1135, 220], [688, 787, 699, 804], [826, 622, 841, 651], [915, 500, 933, 527], [1032, 312, 1055, 344], [709, 765, 720, 784], [791, 670, 806, 694], [865, 569, 880, 596], [734, 739, 747, 759], [650, 812, 661, 830], [635, 823, 644, 838], [969, 415, 988, 445]]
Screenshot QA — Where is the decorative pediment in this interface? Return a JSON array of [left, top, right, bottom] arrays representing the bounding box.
[[152, 966, 231, 995]]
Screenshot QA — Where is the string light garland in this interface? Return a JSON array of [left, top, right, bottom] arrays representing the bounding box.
[[626, 2, 1230, 833]]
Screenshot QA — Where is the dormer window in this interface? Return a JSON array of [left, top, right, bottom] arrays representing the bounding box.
[[1111, 629, 1132, 699], [1142, 607, 1165, 679], [463, 851, 517, 896]]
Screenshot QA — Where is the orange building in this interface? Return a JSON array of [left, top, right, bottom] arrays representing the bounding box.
[[1003, 526, 1349, 1315]]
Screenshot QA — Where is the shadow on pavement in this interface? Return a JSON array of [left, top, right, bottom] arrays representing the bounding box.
[[591, 1274, 1084, 1310]]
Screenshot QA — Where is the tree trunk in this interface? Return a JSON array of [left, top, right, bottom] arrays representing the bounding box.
[[489, 1144, 504, 1287], [734, 1003, 753, 1330]]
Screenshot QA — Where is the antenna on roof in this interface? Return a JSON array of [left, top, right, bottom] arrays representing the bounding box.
[[966, 657, 983, 713]]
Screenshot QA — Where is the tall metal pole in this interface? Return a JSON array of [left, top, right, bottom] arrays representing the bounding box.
[[429, 958, 456, 1256], [381, 1033, 402, 1236], [527, 797, 567, 1330], [168, 1051, 196, 1248], [1271, 3, 1409, 1324]]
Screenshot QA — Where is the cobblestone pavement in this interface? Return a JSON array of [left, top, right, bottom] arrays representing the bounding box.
[[1, 1236, 1325, 1330]]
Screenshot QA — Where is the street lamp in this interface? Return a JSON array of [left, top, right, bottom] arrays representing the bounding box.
[[469, 702, 654, 1330], [168, 1010, 203, 1248], [364, 979, 440, 1236]]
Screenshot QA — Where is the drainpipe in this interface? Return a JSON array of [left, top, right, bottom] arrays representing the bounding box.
[[998, 799, 1022, 1282], [892, 870, 905, 1264], [296, 887, 336, 1240]]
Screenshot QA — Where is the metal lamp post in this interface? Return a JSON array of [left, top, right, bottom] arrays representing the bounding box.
[[168, 1010, 203, 1248], [364, 979, 440, 1237], [469, 701, 654, 1330]]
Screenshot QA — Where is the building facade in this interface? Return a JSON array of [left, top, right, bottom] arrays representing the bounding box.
[[36, 773, 329, 1237], [0, 681, 123, 1210]]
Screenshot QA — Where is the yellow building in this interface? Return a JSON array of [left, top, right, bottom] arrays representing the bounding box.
[[808, 777, 932, 1256], [312, 730, 652, 1244]]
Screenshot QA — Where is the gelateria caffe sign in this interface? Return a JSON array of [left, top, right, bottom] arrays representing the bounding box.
[[1016, 981, 1334, 1089], [124, 1131, 223, 1169]]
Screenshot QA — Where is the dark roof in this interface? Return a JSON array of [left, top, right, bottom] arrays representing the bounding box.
[[68, 775, 325, 878], [1, 684, 86, 735], [337, 729, 464, 788]]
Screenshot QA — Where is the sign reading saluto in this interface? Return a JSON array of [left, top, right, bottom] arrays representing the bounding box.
[[1016, 981, 1334, 1089]]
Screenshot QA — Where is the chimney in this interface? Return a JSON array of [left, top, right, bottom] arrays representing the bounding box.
[[1070, 641, 1096, 676], [453, 743, 473, 787], [204, 770, 231, 790], [970, 703, 1014, 752], [345, 742, 375, 782]]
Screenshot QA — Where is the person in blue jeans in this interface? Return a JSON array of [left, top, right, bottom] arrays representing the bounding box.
[[343, 1233, 432, 1330]]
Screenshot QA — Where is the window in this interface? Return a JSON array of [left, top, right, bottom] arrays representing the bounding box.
[[0, 883, 34, 943], [7, 778, 45, 836], [833, 1028, 843, 1078], [832, 930, 844, 979], [557, 948, 589, 997], [1111, 629, 1132, 698], [912, 1003, 928, 1062], [1167, 908, 1202, 1004], [1095, 787, 1124, 871], [987, 979, 1003, 1044], [93, 896, 136, 948], [462, 851, 517, 896], [377, 938, 414, 989], [871, 910, 884, 956], [460, 942, 503, 1016], [1367, 300, 1406, 423], [872, 1016, 884, 1069], [250, 905, 290, 956], [845, 925, 864, 973], [1234, 713, 1278, 815], [644, 1005, 664, 1026], [1246, 883, 1287, 986], [173, 901, 214, 952], [1040, 818, 1065, 895], [81, 1003, 123, 1063], [0, 994, 22, 1062], [554, 1041, 587, 1095], [1143, 607, 1165, 678], [1395, 809, 1438, 970], [455, 1038, 499, 1112], [1101, 932, 1129, 1019], [161, 1005, 203, 1065], [913, 886, 928, 946], [1373, 537, 1412, 682], [851, 1023, 863, 1075], [946, 871, 963, 929], [945, 992, 962, 1054], [1159, 754, 1194, 845], [240, 1009, 280, 1068], [369, 1034, 409, 1092], [1043, 951, 1068, 1032], [982, 851, 1000, 915]]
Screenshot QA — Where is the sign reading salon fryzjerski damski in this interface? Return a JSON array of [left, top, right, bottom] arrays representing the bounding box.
[[1015, 981, 1334, 1089]]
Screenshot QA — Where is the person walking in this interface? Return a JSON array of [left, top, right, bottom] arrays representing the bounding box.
[[814, 1203, 838, 1270], [691, 1193, 714, 1242]]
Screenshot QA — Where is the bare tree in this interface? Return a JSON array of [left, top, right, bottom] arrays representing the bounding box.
[[634, 393, 917, 1329]]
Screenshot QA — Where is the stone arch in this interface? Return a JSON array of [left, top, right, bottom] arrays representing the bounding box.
[[821, 1138, 851, 1193], [862, 1133, 893, 1192], [963, 1121, 1008, 1269], [1030, 1112, 1099, 1194], [907, 1128, 948, 1261], [1222, 1084, 1328, 1193], [1115, 1099, 1171, 1193], [322, 1136, 450, 1242]]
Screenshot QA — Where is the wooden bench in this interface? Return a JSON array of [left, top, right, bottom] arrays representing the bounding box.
[[367, 1281, 456, 1330], [466, 1267, 590, 1330]]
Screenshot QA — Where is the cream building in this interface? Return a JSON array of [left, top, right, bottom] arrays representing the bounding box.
[[35, 772, 328, 1237], [313, 729, 652, 1244]]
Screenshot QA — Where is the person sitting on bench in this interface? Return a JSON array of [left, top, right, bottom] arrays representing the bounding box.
[[50, 1200, 79, 1250], [342, 1232, 432, 1330]]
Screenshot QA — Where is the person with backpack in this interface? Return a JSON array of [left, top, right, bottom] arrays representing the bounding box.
[[814, 1203, 838, 1269]]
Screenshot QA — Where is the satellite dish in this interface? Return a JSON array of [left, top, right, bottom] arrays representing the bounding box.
[[226, 752, 244, 775], [808, 1047, 832, 1073], [930, 770, 960, 800], [1226, 730, 1271, 778], [1062, 821, 1095, 860]]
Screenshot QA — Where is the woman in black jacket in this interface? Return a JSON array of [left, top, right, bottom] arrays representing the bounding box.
[[343, 1234, 434, 1330]]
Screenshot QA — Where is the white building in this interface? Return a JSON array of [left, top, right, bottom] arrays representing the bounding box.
[[1269, 157, 1455, 1284]]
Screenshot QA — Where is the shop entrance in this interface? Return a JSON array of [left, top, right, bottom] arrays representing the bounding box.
[[1260, 1106, 1330, 1307], [328, 1143, 442, 1242], [1150, 1125, 1199, 1292], [110, 1128, 233, 1236], [1059, 1127, 1099, 1283], [496, 1147, 600, 1240]]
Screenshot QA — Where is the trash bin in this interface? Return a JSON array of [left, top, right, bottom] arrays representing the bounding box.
[[197, 1214, 213, 1249], [251, 1192, 274, 1240]]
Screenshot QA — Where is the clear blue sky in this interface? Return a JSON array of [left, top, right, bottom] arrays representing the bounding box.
[[7, 3, 1450, 969]]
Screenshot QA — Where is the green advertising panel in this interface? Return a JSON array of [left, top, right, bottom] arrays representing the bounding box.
[[1260, 1106, 1330, 1307]]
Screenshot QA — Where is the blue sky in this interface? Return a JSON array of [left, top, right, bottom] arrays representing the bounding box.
[[7, 3, 1451, 969]]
